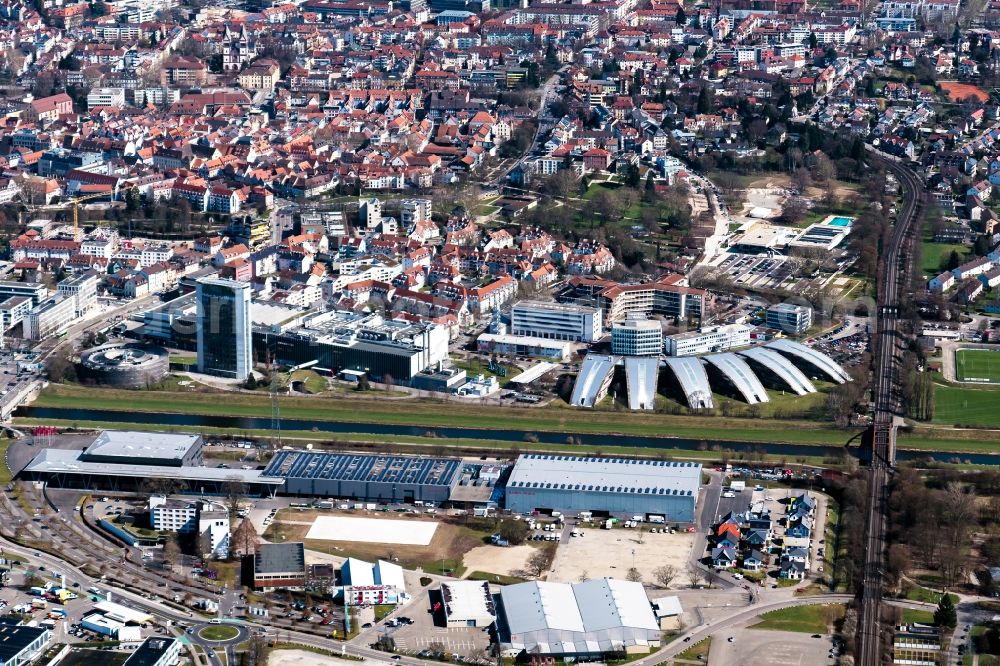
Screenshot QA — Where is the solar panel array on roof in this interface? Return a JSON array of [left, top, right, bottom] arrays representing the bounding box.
[[263, 450, 461, 486]]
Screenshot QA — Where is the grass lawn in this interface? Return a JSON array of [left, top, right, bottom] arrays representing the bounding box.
[[676, 638, 711, 661], [198, 625, 240, 641], [920, 242, 968, 276], [0, 438, 12, 484], [290, 369, 328, 394], [932, 382, 1000, 427], [751, 604, 844, 633], [170, 355, 197, 366], [902, 609, 935, 625], [29, 383, 864, 446], [467, 571, 529, 585], [373, 605, 395, 621], [451, 358, 518, 381], [956, 349, 1000, 383], [904, 584, 960, 605]]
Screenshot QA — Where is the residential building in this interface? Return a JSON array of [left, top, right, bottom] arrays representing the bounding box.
[[0, 296, 31, 332], [196, 277, 252, 381], [611, 317, 663, 356], [765, 303, 813, 334], [511, 300, 603, 342], [149, 496, 198, 533], [400, 199, 432, 228]]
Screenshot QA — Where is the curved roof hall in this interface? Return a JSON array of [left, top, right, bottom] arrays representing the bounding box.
[[703, 353, 770, 404], [766, 338, 850, 383], [738, 346, 817, 395], [624, 356, 658, 411], [663, 356, 713, 409]]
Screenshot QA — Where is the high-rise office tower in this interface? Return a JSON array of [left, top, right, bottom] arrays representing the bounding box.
[[196, 277, 251, 381]]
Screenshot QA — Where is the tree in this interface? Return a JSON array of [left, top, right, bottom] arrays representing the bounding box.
[[934, 594, 957, 629], [495, 519, 529, 545], [241, 634, 269, 666], [697, 86, 714, 114], [626, 567, 643, 583], [356, 374, 371, 391], [653, 564, 677, 588], [224, 476, 248, 519], [945, 250, 963, 271], [675, 5, 686, 24], [526, 548, 554, 578], [779, 197, 809, 226], [44, 348, 76, 383], [231, 518, 260, 557], [162, 535, 181, 568], [808, 32, 818, 49], [686, 563, 706, 588]]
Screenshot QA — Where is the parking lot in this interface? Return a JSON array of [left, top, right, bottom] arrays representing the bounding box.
[[385, 595, 491, 660], [708, 628, 836, 666], [713, 254, 800, 291]]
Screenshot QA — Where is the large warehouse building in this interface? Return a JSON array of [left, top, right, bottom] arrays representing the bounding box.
[[262, 450, 463, 502], [497, 579, 661, 659], [22, 430, 282, 496], [504, 455, 700, 522]]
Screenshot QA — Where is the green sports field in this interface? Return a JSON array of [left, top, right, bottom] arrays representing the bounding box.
[[956, 349, 1000, 384]]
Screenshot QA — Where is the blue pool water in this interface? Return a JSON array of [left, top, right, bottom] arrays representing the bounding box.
[[828, 216, 853, 227]]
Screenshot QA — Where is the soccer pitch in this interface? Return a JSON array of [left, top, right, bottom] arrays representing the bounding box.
[[955, 349, 1000, 383]]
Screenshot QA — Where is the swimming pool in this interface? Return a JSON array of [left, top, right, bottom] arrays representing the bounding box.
[[827, 216, 854, 227]]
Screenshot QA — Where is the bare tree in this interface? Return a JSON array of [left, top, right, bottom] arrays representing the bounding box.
[[224, 476, 248, 519], [162, 534, 181, 569], [653, 564, 677, 588], [526, 548, 554, 578], [687, 563, 706, 588], [626, 567, 643, 583]]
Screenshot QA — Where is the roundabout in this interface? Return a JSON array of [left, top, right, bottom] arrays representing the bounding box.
[[189, 621, 248, 648]]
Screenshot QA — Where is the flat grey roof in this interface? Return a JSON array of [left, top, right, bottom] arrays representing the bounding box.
[[738, 346, 816, 395], [255, 542, 306, 575], [24, 449, 282, 485], [663, 356, 713, 409], [703, 353, 769, 404], [624, 356, 658, 411], [507, 454, 700, 497], [83, 430, 200, 462], [766, 338, 850, 383]]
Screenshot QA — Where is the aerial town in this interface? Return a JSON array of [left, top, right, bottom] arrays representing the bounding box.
[[0, 0, 998, 664]]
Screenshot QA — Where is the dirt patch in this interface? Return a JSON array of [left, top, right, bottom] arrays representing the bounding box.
[[462, 545, 536, 577], [940, 81, 989, 103], [266, 510, 487, 573], [268, 649, 381, 666], [548, 527, 695, 586]]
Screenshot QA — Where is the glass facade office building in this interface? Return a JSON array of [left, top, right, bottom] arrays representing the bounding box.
[[196, 277, 251, 380]]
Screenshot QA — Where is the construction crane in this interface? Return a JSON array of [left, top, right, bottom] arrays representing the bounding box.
[[67, 190, 117, 235], [23, 190, 118, 237]]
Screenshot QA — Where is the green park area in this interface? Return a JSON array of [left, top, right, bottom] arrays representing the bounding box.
[[20, 382, 1000, 459], [751, 605, 844, 634], [956, 349, 1000, 384], [920, 242, 969, 276]]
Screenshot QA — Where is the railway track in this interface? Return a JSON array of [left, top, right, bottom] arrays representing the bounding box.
[[855, 154, 923, 666]]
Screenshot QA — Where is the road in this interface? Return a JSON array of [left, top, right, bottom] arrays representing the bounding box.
[[496, 69, 565, 187], [856, 152, 923, 666]]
